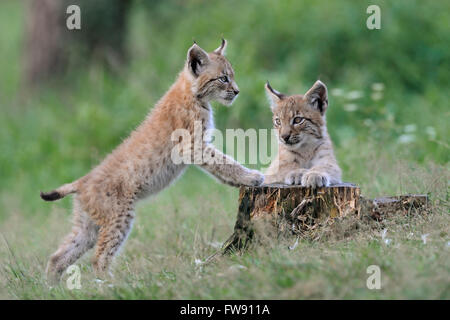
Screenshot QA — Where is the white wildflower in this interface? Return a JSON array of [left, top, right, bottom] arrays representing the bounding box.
[[346, 90, 364, 100], [381, 229, 391, 245], [425, 126, 436, 140], [343, 104, 358, 112], [404, 124, 417, 133], [386, 113, 394, 122], [371, 92, 383, 101], [331, 88, 344, 96], [363, 119, 373, 127], [398, 134, 416, 144], [289, 237, 299, 250], [194, 258, 203, 266], [229, 264, 247, 271], [421, 234, 429, 244], [371, 83, 385, 91], [207, 241, 222, 249]]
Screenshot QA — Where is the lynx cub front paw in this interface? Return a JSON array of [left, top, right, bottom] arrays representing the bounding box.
[[285, 169, 308, 185], [301, 171, 330, 188], [241, 169, 264, 186]]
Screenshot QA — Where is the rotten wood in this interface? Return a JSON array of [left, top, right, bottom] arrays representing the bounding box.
[[222, 183, 428, 253]]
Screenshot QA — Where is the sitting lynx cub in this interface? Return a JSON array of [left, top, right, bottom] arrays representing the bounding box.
[[264, 80, 341, 187], [40, 39, 263, 282]]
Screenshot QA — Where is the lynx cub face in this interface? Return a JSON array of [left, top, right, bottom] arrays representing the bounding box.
[[269, 83, 326, 149], [264, 80, 342, 188], [189, 39, 240, 105]]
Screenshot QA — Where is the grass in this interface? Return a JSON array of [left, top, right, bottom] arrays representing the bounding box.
[[0, 0, 449, 299], [1, 157, 448, 299]]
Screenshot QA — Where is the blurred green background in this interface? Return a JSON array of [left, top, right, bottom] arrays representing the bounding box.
[[0, 0, 449, 299]]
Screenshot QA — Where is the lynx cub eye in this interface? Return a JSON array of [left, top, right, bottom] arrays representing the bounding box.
[[274, 118, 281, 126], [293, 116, 305, 125], [218, 76, 229, 83]]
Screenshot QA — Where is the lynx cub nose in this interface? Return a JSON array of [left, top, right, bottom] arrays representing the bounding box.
[[281, 133, 290, 143]]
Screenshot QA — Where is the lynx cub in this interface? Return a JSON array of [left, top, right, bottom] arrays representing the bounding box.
[[264, 80, 341, 187], [40, 39, 264, 282]]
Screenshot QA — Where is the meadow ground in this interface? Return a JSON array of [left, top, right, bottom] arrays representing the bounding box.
[[0, 0, 449, 299], [1, 156, 448, 299]]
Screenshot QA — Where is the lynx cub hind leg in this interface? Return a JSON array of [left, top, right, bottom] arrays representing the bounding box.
[[92, 210, 135, 276], [46, 200, 98, 284], [264, 80, 342, 188]]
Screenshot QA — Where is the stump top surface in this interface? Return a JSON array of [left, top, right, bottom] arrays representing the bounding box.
[[252, 182, 358, 189]]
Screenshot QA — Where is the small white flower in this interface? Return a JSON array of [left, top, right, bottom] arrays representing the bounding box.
[[421, 234, 429, 244], [229, 264, 247, 271], [398, 134, 416, 144], [371, 83, 385, 91], [381, 229, 388, 240], [425, 126, 436, 140], [207, 241, 222, 249], [364, 119, 373, 127], [386, 113, 394, 122], [447, 241, 450, 247], [343, 104, 358, 112], [289, 237, 299, 250], [404, 124, 417, 133], [347, 90, 364, 100], [331, 88, 344, 96], [371, 92, 383, 101], [381, 229, 392, 245], [194, 258, 203, 266]]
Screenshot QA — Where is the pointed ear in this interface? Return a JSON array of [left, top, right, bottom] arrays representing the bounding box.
[[304, 80, 328, 114], [187, 43, 210, 77], [213, 38, 227, 55], [265, 82, 285, 109]]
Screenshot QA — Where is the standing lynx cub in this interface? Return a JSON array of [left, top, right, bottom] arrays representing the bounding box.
[[264, 80, 341, 187], [40, 39, 263, 282]]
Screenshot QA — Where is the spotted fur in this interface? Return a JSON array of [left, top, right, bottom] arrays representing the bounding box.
[[42, 40, 263, 283], [264, 80, 342, 187]]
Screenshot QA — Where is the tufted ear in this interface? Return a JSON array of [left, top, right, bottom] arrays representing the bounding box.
[[213, 38, 227, 56], [265, 81, 285, 110], [304, 80, 328, 114], [187, 43, 210, 77]]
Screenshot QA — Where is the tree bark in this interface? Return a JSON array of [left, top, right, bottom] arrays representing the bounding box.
[[23, 0, 132, 86], [222, 183, 428, 253], [24, 0, 64, 85]]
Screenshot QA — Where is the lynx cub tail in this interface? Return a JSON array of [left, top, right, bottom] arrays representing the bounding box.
[[264, 80, 342, 187], [40, 39, 263, 283]]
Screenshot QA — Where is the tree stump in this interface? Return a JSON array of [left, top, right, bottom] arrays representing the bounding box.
[[222, 183, 428, 253]]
